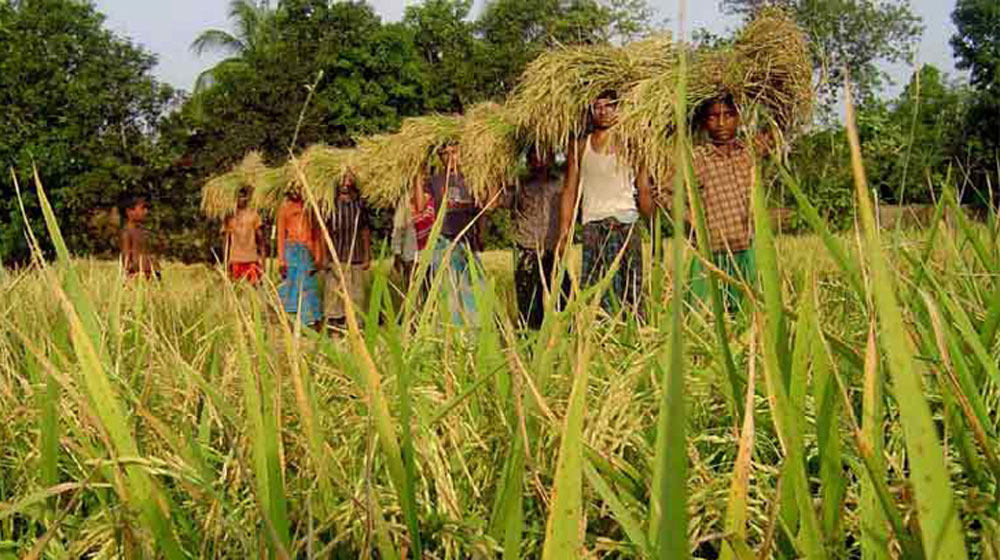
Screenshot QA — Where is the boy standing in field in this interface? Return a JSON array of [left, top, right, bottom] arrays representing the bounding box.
[[559, 89, 654, 313], [688, 94, 770, 312], [510, 148, 569, 329], [420, 142, 486, 327], [224, 188, 265, 284], [277, 188, 322, 327], [120, 196, 160, 279], [322, 170, 371, 330]]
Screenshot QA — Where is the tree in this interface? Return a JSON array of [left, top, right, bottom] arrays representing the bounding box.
[[403, 0, 483, 111], [951, 0, 1000, 156], [951, 0, 1000, 91], [184, 0, 430, 178], [475, 0, 654, 98], [861, 66, 971, 204], [0, 0, 178, 263], [190, 0, 279, 92], [722, 0, 923, 107]]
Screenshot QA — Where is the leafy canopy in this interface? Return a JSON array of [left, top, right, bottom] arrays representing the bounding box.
[[722, 0, 923, 106], [0, 0, 178, 263]]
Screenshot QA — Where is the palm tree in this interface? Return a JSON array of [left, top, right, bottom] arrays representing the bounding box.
[[190, 0, 277, 93]]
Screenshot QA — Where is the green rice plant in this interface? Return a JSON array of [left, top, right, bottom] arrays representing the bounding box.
[[648, 38, 691, 559], [7, 74, 1000, 559], [540, 309, 593, 560], [18, 169, 187, 559], [845, 84, 969, 560], [720, 327, 757, 560]]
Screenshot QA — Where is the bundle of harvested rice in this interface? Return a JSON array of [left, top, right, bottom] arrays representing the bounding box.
[[254, 145, 358, 216], [507, 34, 677, 156], [250, 163, 296, 216], [355, 114, 461, 208], [301, 145, 358, 213], [459, 102, 522, 205], [200, 151, 267, 219], [618, 8, 812, 196]]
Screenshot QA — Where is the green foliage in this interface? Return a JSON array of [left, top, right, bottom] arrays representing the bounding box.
[[951, 0, 1000, 92], [864, 66, 968, 204], [722, 0, 923, 107], [951, 0, 1000, 185], [476, 0, 654, 98], [0, 0, 179, 264], [786, 65, 989, 228], [404, 0, 483, 111]]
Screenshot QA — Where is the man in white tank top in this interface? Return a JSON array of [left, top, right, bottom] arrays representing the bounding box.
[[558, 90, 654, 313]]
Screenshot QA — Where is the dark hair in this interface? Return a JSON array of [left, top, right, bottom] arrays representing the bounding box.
[[119, 194, 148, 214], [595, 89, 619, 103], [694, 94, 738, 126]]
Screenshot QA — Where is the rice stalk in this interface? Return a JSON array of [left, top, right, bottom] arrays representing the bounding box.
[[649, 41, 690, 558], [356, 115, 461, 209], [25, 169, 187, 560], [250, 164, 296, 217], [460, 102, 522, 205], [508, 34, 677, 157], [540, 309, 593, 559], [201, 151, 268, 219], [720, 327, 757, 560], [845, 80, 969, 560]]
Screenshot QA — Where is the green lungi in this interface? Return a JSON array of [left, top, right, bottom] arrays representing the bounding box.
[[688, 247, 756, 314]]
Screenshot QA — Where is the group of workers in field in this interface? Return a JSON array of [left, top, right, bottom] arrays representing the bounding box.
[[120, 91, 760, 331]]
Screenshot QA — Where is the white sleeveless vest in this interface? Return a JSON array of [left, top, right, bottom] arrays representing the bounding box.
[[579, 135, 638, 225]]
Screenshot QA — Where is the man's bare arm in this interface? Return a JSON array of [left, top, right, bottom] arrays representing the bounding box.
[[558, 136, 582, 254], [120, 229, 133, 272]]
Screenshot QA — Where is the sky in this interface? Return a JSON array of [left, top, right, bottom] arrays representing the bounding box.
[[93, 0, 961, 97]]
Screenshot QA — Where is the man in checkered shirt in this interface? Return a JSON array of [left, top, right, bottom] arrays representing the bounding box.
[[688, 94, 770, 313]]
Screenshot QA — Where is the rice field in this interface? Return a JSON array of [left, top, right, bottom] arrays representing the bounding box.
[[2, 40, 999, 556], [2, 176, 1000, 559]]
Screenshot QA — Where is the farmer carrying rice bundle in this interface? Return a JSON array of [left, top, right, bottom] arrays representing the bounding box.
[[504, 146, 570, 329], [617, 8, 812, 312], [559, 89, 655, 314], [420, 141, 488, 328], [320, 168, 371, 331], [202, 151, 275, 278], [276, 185, 322, 327], [224, 188, 265, 285], [200, 151, 268, 222], [508, 35, 668, 313], [353, 107, 522, 326]]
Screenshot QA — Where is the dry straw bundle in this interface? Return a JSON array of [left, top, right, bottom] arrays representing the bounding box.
[[355, 114, 462, 208], [618, 8, 813, 191], [507, 34, 677, 156], [255, 144, 358, 217], [249, 163, 295, 216], [200, 151, 268, 219], [458, 102, 522, 205]]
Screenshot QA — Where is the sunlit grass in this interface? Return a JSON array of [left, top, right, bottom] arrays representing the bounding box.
[[1, 184, 998, 560]]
